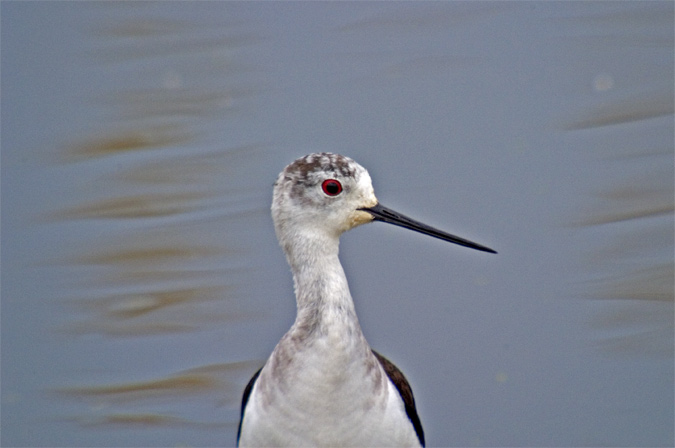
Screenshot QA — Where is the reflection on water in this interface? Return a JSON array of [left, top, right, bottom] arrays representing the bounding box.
[[74, 247, 221, 266], [105, 87, 261, 121], [59, 362, 255, 402], [74, 414, 192, 429], [64, 127, 192, 159], [564, 91, 674, 131], [44, 3, 267, 437], [563, 11, 674, 356], [87, 24, 260, 63], [64, 287, 232, 337], [58, 362, 260, 429], [55, 192, 207, 219]]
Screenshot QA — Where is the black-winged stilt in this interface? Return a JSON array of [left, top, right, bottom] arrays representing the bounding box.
[[237, 153, 495, 447]]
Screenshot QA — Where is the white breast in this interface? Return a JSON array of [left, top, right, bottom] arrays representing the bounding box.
[[238, 361, 421, 447]]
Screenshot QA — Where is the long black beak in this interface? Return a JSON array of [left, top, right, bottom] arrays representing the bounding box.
[[359, 203, 497, 254]]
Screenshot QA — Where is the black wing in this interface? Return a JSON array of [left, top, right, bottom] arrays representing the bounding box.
[[236, 367, 262, 446], [372, 350, 425, 447]]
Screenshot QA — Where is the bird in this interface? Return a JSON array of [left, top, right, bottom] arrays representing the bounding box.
[[237, 153, 496, 447]]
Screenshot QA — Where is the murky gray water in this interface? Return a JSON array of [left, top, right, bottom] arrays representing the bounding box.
[[2, 2, 673, 446]]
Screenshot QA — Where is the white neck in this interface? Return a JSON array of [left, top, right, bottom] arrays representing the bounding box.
[[289, 233, 356, 324], [280, 231, 365, 354], [262, 229, 372, 387]]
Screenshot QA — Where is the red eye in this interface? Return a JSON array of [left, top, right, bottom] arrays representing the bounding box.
[[321, 179, 342, 196]]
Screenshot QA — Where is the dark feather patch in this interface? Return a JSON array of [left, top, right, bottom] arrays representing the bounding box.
[[237, 367, 262, 446], [372, 350, 425, 447]]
